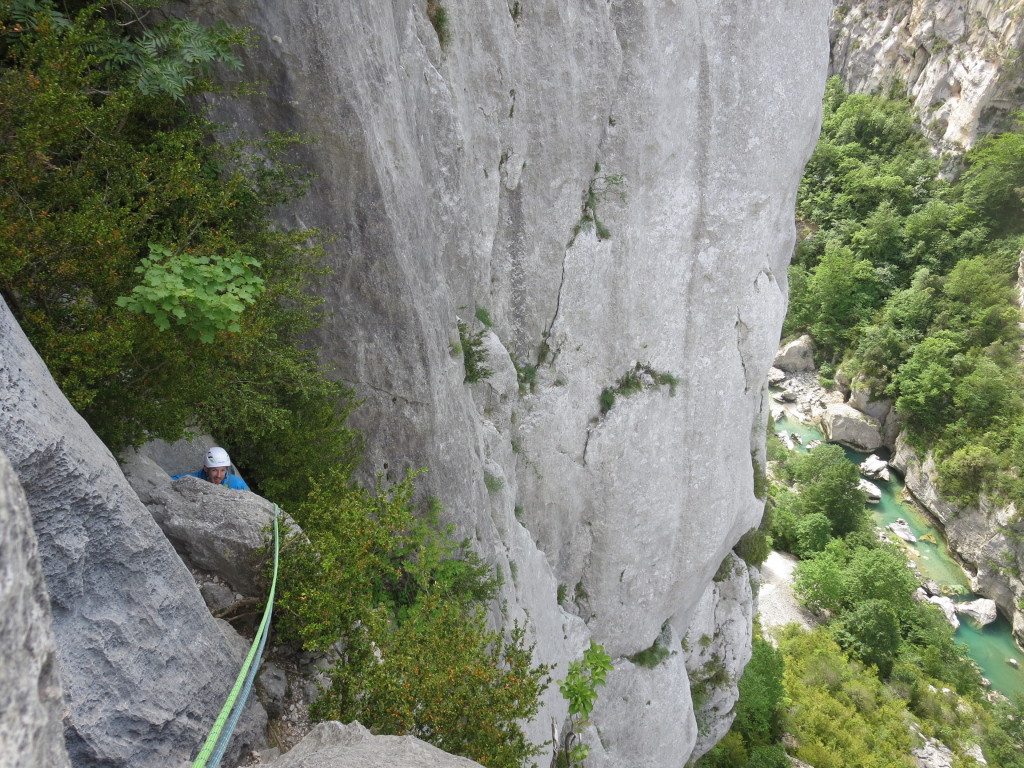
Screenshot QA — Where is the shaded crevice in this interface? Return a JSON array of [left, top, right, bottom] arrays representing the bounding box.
[[358, 381, 429, 407]]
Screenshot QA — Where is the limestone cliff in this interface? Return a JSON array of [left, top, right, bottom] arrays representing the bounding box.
[[830, 0, 1024, 152], [200, 0, 831, 763]]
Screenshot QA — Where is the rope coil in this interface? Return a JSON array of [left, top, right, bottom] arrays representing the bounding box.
[[192, 503, 280, 768]]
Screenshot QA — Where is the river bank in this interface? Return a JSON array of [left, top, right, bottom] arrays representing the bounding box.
[[768, 374, 1024, 698]]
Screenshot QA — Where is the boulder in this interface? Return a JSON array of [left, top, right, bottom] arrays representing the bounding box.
[[266, 721, 485, 768], [767, 367, 787, 386], [847, 381, 892, 423], [928, 596, 960, 629], [821, 403, 884, 452], [0, 448, 71, 768], [888, 518, 916, 543], [121, 452, 279, 596], [859, 454, 890, 481], [956, 598, 998, 627], [773, 335, 816, 372], [0, 297, 266, 767], [859, 478, 882, 504]]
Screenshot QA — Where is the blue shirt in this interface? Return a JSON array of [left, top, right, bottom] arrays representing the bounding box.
[[171, 469, 250, 491]]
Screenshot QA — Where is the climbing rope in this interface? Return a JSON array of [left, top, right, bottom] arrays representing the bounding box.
[[192, 503, 280, 768]]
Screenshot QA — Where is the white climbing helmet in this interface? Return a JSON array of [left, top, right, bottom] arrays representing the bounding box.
[[204, 446, 232, 468]]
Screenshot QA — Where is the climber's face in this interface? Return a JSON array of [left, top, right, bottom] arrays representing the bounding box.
[[205, 466, 228, 485]]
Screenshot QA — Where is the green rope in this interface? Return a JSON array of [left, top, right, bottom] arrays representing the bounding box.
[[192, 503, 280, 768]]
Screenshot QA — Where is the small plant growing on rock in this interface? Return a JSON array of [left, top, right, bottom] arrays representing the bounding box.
[[599, 362, 680, 414], [426, 0, 450, 47], [555, 641, 614, 768], [458, 321, 492, 383]]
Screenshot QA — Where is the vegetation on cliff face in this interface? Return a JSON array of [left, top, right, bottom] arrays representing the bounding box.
[[0, 3, 549, 765], [786, 76, 1024, 509]]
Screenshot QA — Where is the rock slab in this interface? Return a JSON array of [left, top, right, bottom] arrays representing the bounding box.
[[0, 297, 266, 767], [0, 447, 71, 768], [266, 722, 485, 768]]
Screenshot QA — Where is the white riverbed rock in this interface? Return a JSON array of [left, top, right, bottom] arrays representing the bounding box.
[[822, 403, 884, 452], [860, 478, 883, 503], [860, 454, 891, 481], [773, 334, 817, 372], [928, 595, 961, 630], [956, 598, 998, 627], [198, 1, 832, 763], [889, 518, 916, 543]]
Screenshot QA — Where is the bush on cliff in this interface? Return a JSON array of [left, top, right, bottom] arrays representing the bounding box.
[[274, 468, 550, 768]]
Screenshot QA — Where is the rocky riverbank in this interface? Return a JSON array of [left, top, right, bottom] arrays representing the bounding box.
[[768, 336, 1012, 639]]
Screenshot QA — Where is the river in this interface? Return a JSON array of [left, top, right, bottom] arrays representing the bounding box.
[[773, 408, 1024, 699]]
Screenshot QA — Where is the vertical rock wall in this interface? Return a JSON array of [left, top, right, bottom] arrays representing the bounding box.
[[830, 0, 1024, 151], [203, 0, 830, 763]]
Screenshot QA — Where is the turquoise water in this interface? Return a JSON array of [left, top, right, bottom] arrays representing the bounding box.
[[773, 408, 1024, 697]]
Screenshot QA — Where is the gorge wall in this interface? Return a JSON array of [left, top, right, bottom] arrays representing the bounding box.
[[0, 1, 833, 766], [200, 0, 830, 764], [829, 0, 1024, 152]]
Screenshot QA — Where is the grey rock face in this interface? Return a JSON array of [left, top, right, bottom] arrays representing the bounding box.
[[122, 452, 276, 596], [0, 298, 266, 768], [0, 448, 71, 768], [200, 0, 830, 762], [831, 0, 1024, 151], [682, 555, 755, 760], [266, 722, 485, 768]]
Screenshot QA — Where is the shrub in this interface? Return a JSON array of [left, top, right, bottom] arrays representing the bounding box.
[[276, 469, 549, 768], [459, 321, 492, 383]]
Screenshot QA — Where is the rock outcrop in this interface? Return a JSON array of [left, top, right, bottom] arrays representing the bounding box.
[[957, 598, 998, 627], [683, 555, 755, 760], [265, 722, 484, 768], [0, 298, 266, 767], [830, 0, 1024, 152], [0, 448, 70, 768], [773, 334, 817, 372], [197, 0, 832, 763], [122, 452, 278, 597], [821, 403, 884, 452]]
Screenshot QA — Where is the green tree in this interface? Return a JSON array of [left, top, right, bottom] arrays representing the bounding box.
[[959, 124, 1024, 236], [789, 445, 868, 537], [833, 598, 901, 676], [279, 470, 550, 768], [889, 332, 965, 434], [732, 635, 785, 746], [794, 245, 882, 357]]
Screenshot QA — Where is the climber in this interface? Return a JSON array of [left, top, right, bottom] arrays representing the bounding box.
[[172, 446, 250, 491]]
